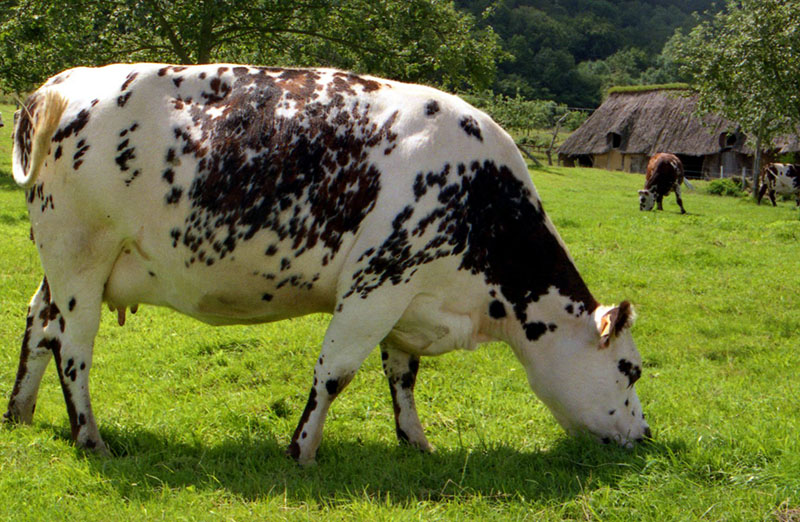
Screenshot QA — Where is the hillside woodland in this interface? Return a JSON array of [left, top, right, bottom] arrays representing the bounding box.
[[456, 0, 719, 107], [2, 1, 720, 108]]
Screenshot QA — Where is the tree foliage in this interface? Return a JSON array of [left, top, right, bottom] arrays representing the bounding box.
[[676, 0, 800, 144], [675, 0, 800, 192], [0, 0, 504, 93], [462, 91, 587, 133], [456, 0, 719, 107]]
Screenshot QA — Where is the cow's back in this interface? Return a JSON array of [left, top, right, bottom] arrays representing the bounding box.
[[645, 153, 683, 194]]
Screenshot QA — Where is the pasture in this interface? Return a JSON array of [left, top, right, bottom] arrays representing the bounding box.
[[1, 100, 799, 520]]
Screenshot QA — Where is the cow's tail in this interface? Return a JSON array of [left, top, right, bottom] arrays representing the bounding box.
[[682, 178, 694, 191], [12, 90, 68, 189]]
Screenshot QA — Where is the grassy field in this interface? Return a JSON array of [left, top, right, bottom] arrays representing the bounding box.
[[1, 101, 799, 520]]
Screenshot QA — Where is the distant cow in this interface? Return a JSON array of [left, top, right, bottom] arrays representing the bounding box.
[[757, 163, 800, 206], [639, 153, 686, 214], [7, 64, 651, 465], [0, 112, 4, 128]]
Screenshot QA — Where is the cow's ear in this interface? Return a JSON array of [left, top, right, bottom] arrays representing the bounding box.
[[638, 190, 646, 196], [598, 301, 635, 348]]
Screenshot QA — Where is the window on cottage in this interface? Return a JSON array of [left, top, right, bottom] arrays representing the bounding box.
[[719, 132, 737, 150], [607, 132, 622, 149]]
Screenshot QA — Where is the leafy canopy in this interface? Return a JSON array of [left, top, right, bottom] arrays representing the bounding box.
[[675, 0, 800, 145], [0, 0, 504, 93]]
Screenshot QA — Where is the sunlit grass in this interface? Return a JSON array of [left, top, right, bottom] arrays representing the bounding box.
[[1, 104, 798, 519]]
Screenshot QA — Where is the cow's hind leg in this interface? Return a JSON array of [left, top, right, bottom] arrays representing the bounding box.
[[380, 342, 433, 452], [45, 268, 115, 453], [22, 223, 120, 453], [769, 189, 777, 206], [675, 185, 686, 214], [5, 278, 56, 424]]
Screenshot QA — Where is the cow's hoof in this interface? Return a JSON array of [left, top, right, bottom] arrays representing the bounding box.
[[417, 442, 436, 454], [286, 442, 317, 467], [2, 408, 33, 425], [3, 398, 37, 425], [79, 437, 111, 456], [401, 437, 435, 453]]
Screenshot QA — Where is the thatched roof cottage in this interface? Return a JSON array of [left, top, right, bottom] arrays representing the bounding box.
[[558, 86, 759, 178]]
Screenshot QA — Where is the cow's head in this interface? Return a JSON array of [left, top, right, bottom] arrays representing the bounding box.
[[512, 300, 651, 447], [638, 189, 655, 211]]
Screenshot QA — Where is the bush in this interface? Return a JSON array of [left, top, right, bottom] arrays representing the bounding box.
[[706, 178, 745, 197]]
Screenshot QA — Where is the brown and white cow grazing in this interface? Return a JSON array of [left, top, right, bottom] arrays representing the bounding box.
[[757, 163, 800, 206], [7, 64, 650, 465], [639, 153, 686, 214]]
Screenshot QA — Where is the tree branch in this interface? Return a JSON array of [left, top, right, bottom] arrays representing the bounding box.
[[141, 0, 193, 63]]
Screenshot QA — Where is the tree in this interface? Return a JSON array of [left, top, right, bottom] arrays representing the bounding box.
[[456, 0, 723, 107], [640, 29, 692, 85], [0, 0, 503, 93], [675, 0, 800, 197]]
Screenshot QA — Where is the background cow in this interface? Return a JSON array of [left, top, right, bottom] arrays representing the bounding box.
[[7, 64, 650, 464], [757, 163, 800, 206], [639, 153, 686, 214]]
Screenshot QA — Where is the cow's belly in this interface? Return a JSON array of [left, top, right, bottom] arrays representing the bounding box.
[[102, 230, 342, 326], [774, 175, 799, 195]]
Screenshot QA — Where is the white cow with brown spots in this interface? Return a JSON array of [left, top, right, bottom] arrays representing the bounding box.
[[758, 163, 800, 206], [7, 64, 650, 465]]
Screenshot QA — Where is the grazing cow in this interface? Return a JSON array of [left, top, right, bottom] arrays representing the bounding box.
[[7, 64, 650, 465], [757, 163, 800, 206], [639, 153, 686, 214]]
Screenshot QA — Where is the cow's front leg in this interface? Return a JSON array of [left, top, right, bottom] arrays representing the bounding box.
[[380, 343, 433, 452], [757, 183, 768, 204], [656, 194, 664, 210], [5, 279, 54, 424], [286, 369, 351, 466], [287, 295, 409, 465]]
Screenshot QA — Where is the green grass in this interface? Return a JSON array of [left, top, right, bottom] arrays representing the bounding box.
[[606, 83, 692, 95], [1, 102, 799, 520]]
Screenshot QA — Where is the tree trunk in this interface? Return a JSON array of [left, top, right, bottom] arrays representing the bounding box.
[[547, 113, 568, 166], [752, 136, 762, 202]]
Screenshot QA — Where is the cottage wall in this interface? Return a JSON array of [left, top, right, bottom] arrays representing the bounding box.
[[702, 151, 751, 179], [624, 154, 649, 173], [595, 150, 624, 171]]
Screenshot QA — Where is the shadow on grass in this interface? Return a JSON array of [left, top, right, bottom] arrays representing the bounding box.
[[41, 421, 687, 505], [0, 171, 22, 192], [530, 165, 565, 176]]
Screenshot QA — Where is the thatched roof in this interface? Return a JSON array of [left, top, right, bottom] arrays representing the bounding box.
[[558, 89, 749, 157], [772, 133, 800, 154]]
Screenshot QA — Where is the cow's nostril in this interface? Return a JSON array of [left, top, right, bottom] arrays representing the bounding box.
[[643, 426, 652, 440]]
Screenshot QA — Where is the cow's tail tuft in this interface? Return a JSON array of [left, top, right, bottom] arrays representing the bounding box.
[[682, 178, 694, 191], [12, 89, 69, 189]]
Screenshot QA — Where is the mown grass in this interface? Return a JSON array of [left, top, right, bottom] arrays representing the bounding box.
[[1, 102, 799, 520]]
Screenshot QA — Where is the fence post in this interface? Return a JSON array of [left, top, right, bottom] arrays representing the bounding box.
[[720, 165, 724, 178], [741, 167, 747, 190]]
